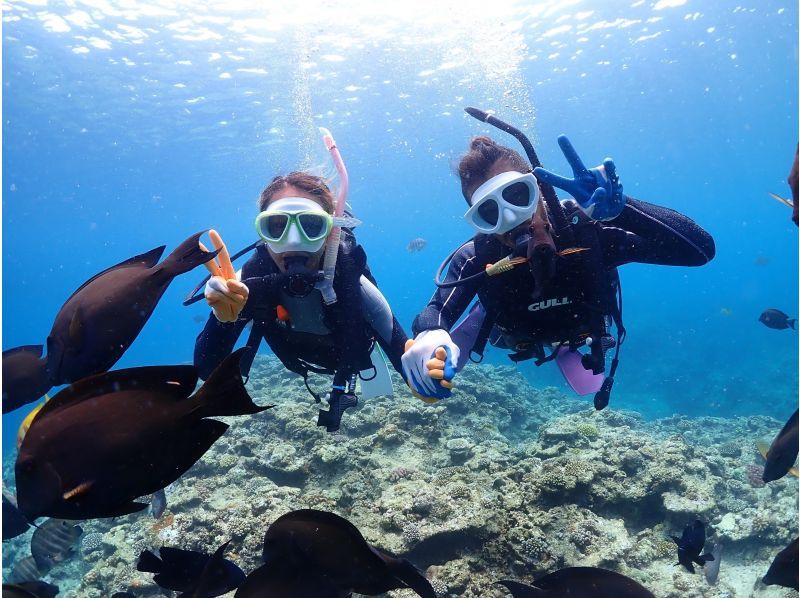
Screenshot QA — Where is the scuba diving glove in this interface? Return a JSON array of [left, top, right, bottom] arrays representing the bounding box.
[[205, 275, 249, 323], [401, 329, 459, 402], [533, 135, 626, 222]]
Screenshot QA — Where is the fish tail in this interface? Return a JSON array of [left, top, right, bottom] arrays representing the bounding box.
[[2, 345, 52, 414], [192, 348, 273, 417], [160, 231, 221, 277], [136, 549, 163, 573], [789, 318, 797, 330], [387, 558, 437, 598]]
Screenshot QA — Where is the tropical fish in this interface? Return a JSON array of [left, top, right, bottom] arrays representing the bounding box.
[[763, 537, 798, 590], [30, 519, 83, 570], [671, 520, 714, 573], [235, 509, 435, 598], [7, 556, 46, 584], [407, 237, 427, 252], [2, 581, 59, 598], [758, 308, 797, 330], [719, 307, 733, 317], [703, 543, 722, 585], [758, 409, 799, 482], [3, 489, 31, 541], [15, 348, 271, 521], [754, 254, 770, 266], [150, 488, 167, 519], [137, 540, 245, 597], [496, 567, 655, 597], [2, 231, 220, 413]]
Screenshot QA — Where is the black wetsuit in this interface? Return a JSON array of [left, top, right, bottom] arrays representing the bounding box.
[[194, 236, 408, 391], [413, 197, 715, 345]]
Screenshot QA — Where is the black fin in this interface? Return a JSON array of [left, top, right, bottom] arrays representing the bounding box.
[[386, 557, 437, 598], [495, 579, 543, 597], [192, 348, 272, 418], [160, 230, 220, 277], [62, 246, 166, 305], [137, 549, 163, 573]]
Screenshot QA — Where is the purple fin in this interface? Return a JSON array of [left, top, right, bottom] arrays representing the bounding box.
[[555, 347, 604, 396]]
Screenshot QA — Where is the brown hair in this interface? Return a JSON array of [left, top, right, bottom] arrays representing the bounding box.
[[457, 136, 530, 202], [258, 171, 335, 213]]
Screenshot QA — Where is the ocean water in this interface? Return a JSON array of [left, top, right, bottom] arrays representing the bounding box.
[[2, 1, 798, 596]]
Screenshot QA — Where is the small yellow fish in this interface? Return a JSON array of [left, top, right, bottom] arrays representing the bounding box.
[[720, 307, 734, 317]]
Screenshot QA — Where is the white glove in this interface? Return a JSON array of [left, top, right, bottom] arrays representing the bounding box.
[[401, 329, 460, 397]]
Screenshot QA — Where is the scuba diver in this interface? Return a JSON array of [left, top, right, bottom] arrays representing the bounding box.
[[190, 129, 408, 432], [402, 108, 715, 409]]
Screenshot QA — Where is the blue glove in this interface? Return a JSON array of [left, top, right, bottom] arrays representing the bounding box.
[[533, 135, 626, 221]]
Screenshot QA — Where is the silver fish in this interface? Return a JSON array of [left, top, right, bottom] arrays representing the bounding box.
[[704, 543, 722, 585], [406, 237, 427, 252], [31, 518, 83, 570]]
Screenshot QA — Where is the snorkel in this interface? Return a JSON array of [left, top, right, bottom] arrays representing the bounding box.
[[317, 127, 349, 305]]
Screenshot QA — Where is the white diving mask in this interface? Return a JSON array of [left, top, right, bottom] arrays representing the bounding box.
[[464, 171, 540, 235]]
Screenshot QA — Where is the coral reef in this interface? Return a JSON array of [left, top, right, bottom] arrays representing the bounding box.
[[2, 356, 797, 597]]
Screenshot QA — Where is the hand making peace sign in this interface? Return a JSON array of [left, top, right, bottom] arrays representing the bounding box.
[[201, 230, 250, 323]]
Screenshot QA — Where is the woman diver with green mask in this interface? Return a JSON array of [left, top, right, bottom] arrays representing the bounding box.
[[192, 131, 409, 432], [402, 108, 715, 408]]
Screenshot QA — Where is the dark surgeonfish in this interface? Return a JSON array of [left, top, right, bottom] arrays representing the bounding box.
[[3, 489, 32, 541], [763, 537, 798, 589], [758, 409, 799, 482], [7, 556, 46, 584], [2, 581, 59, 598], [703, 543, 722, 585], [15, 348, 271, 521], [137, 540, 245, 597], [672, 520, 714, 573], [758, 308, 797, 330], [496, 567, 655, 597], [2, 231, 220, 413], [30, 519, 83, 570], [150, 488, 167, 519], [235, 509, 435, 598]]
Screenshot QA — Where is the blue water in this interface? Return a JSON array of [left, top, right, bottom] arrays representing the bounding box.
[[3, 0, 798, 458]]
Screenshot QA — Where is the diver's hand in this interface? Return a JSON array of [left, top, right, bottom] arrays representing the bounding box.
[[533, 135, 626, 221], [201, 230, 249, 322], [401, 329, 459, 401], [205, 277, 249, 323]]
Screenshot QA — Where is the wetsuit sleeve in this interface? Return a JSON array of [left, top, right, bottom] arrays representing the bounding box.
[[412, 241, 482, 335], [373, 316, 409, 381], [193, 316, 250, 380], [599, 197, 715, 268]]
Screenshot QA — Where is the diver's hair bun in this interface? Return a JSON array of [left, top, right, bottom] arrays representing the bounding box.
[[469, 135, 498, 151]]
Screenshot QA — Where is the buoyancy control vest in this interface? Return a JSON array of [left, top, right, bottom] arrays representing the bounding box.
[[472, 201, 623, 373], [238, 230, 377, 397]]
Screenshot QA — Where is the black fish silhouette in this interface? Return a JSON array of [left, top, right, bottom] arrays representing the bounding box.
[[496, 567, 655, 597], [2, 231, 219, 413], [2, 581, 59, 598], [3, 489, 31, 541], [758, 308, 797, 331], [672, 520, 714, 573], [763, 537, 798, 590], [138, 540, 245, 597], [235, 509, 435, 597], [15, 349, 270, 520], [761, 409, 799, 482]]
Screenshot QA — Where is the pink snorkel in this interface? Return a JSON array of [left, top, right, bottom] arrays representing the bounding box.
[[317, 127, 349, 305]]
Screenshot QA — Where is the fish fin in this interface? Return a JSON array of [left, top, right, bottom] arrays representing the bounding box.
[[159, 230, 221, 278], [136, 549, 163, 573], [789, 318, 797, 330], [495, 579, 544, 597], [768, 191, 794, 207], [61, 246, 167, 306], [158, 419, 229, 485], [62, 481, 93, 500], [34, 363, 199, 422], [384, 558, 437, 598], [2, 345, 51, 414], [557, 247, 590, 256], [756, 440, 770, 460], [192, 348, 273, 417]]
